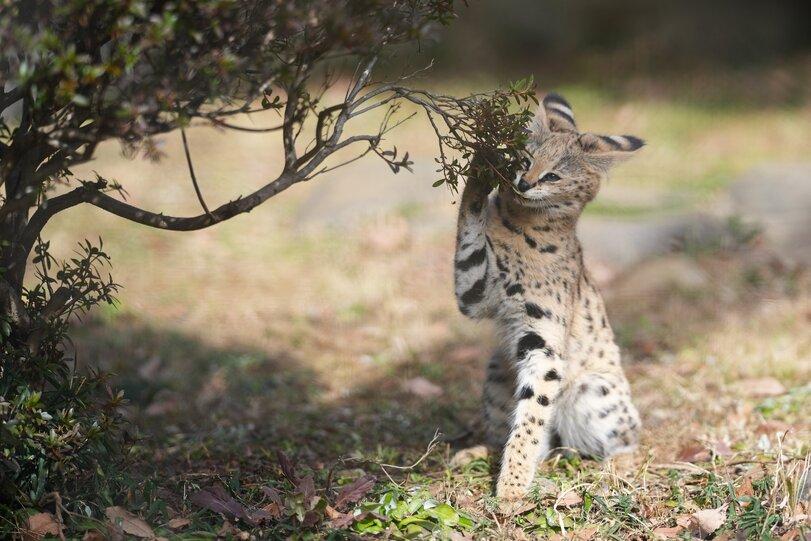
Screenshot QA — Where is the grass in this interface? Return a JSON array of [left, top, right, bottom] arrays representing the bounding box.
[[12, 83, 811, 538]]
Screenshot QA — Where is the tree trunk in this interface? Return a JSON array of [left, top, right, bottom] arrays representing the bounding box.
[[1, 155, 33, 329]]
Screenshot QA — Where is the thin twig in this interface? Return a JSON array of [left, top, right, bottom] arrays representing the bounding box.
[[380, 430, 442, 471], [180, 126, 213, 219]]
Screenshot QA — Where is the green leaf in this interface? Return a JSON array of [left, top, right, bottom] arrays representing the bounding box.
[[427, 503, 459, 526]]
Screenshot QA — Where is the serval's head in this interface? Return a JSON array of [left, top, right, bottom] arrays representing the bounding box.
[[507, 92, 644, 216]]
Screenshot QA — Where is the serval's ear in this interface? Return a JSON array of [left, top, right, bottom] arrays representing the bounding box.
[[578, 133, 645, 169], [542, 92, 577, 133], [528, 104, 550, 140]]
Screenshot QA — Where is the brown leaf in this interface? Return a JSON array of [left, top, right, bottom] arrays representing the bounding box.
[[557, 490, 583, 507], [260, 502, 283, 519], [295, 475, 316, 504], [302, 508, 323, 528], [331, 510, 366, 529], [690, 505, 728, 536], [190, 486, 254, 525], [277, 450, 298, 482], [675, 514, 693, 528], [81, 531, 107, 541], [324, 505, 341, 519], [23, 512, 62, 540], [166, 517, 190, 530], [573, 526, 599, 540], [105, 506, 155, 538], [734, 377, 786, 398], [676, 441, 711, 462], [780, 528, 801, 541], [736, 476, 755, 499], [652, 526, 684, 539], [498, 499, 536, 516], [335, 474, 376, 509]]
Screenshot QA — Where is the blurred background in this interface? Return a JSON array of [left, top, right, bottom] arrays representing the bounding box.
[[45, 0, 809, 523]]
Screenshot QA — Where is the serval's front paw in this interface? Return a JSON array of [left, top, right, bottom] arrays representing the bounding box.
[[495, 471, 532, 511]]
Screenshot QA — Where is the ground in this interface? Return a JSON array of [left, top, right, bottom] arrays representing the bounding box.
[[21, 82, 811, 539]]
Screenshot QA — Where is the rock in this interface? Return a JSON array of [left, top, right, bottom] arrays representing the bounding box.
[[690, 505, 728, 537], [609, 254, 709, 299], [401, 376, 443, 398], [449, 445, 489, 468], [729, 163, 811, 264]]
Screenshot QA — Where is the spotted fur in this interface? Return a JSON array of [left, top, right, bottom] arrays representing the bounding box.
[[454, 93, 644, 501]]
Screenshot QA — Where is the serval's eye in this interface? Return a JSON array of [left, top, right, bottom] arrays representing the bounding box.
[[541, 172, 561, 182]]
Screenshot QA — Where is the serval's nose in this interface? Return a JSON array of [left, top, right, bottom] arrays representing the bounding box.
[[516, 176, 532, 192]]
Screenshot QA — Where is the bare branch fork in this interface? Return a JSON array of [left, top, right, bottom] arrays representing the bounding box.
[[4, 47, 529, 310], [6, 56, 399, 272]]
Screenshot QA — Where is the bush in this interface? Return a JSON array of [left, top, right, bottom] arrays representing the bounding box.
[[0, 240, 124, 509]]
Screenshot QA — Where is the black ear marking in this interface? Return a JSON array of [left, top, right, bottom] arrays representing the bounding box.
[[543, 92, 577, 132], [621, 135, 645, 150], [580, 133, 646, 154]]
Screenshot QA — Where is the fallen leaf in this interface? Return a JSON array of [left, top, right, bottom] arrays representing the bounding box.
[[573, 525, 599, 540], [675, 514, 692, 528], [535, 477, 558, 497], [690, 504, 728, 536], [302, 509, 322, 528], [24, 512, 62, 540], [335, 474, 376, 509], [331, 510, 367, 528], [736, 476, 754, 499], [780, 528, 800, 541], [190, 486, 255, 525], [557, 490, 583, 507], [652, 526, 684, 539], [81, 531, 107, 541], [324, 505, 341, 519], [260, 486, 285, 519], [733, 377, 786, 398], [676, 441, 711, 462], [401, 377, 443, 398], [450, 445, 489, 469], [295, 475, 316, 505], [166, 517, 190, 530], [277, 450, 298, 482], [498, 499, 536, 516], [105, 506, 155, 538]]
